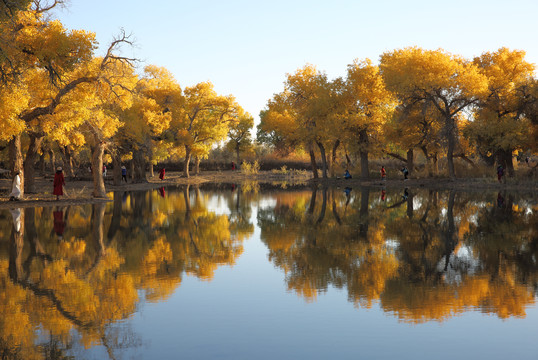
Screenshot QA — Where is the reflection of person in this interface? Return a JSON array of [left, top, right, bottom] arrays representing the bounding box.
[[9, 172, 21, 201], [344, 187, 352, 206], [159, 167, 165, 180], [121, 166, 127, 182], [53, 208, 66, 239], [53, 167, 65, 200], [344, 169, 352, 179], [402, 188, 409, 200], [381, 189, 386, 201], [381, 166, 386, 180], [158, 187, 166, 198], [9, 208, 22, 232], [231, 183, 236, 192], [497, 192, 504, 208]]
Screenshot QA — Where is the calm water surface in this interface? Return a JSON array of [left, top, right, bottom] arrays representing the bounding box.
[[1, 185, 537, 359]]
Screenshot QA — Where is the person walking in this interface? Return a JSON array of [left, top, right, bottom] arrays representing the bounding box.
[[9, 171, 21, 201], [53, 167, 65, 200], [121, 166, 127, 182], [381, 166, 386, 180], [401, 166, 409, 180], [158, 167, 165, 181], [497, 165, 504, 184]]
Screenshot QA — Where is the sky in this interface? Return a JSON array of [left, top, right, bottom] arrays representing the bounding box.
[[55, 0, 538, 126]]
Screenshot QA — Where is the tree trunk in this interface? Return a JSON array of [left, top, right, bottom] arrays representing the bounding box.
[[359, 129, 369, 179], [331, 139, 340, 178], [195, 156, 200, 175], [112, 153, 122, 185], [59, 146, 75, 178], [91, 142, 106, 198], [23, 134, 44, 193], [9, 134, 24, 199], [309, 146, 319, 179], [421, 146, 433, 177], [130, 160, 135, 182], [446, 115, 456, 179], [149, 163, 154, 178], [406, 148, 414, 177], [317, 141, 328, 179], [38, 152, 45, 175], [132, 149, 147, 183], [497, 149, 514, 177], [236, 143, 240, 165], [49, 149, 55, 173], [184, 145, 192, 178]]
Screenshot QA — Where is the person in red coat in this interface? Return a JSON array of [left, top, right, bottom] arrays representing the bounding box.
[[53, 167, 65, 200], [158, 167, 165, 180]]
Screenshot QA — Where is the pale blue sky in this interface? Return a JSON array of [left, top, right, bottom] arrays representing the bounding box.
[[55, 0, 538, 124]]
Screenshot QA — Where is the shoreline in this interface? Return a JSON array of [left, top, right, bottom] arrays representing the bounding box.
[[0, 170, 536, 209]]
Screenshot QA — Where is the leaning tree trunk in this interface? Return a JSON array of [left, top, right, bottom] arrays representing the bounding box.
[[91, 142, 106, 198], [309, 146, 319, 179], [316, 141, 328, 179], [23, 134, 44, 193], [359, 129, 369, 179], [184, 145, 192, 178], [149, 163, 154, 178], [9, 134, 24, 199]]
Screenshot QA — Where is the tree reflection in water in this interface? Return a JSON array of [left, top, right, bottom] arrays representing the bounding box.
[[258, 186, 538, 322], [0, 186, 253, 359], [0, 185, 536, 358]]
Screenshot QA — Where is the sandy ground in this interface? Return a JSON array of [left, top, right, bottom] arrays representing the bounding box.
[[0, 170, 536, 209]]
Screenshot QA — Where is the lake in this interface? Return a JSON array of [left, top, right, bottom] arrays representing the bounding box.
[[0, 184, 537, 359]]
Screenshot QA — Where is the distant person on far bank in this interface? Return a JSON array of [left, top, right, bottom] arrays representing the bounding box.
[[159, 167, 165, 181], [53, 167, 65, 200], [497, 165, 504, 183], [121, 166, 127, 182], [381, 166, 386, 180], [401, 166, 409, 180], [344, 169, 352, 179], [231, 161, 236, 170]]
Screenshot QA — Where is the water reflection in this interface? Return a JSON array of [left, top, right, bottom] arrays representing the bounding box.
[[0, 185, 536, 357], [0, 186, 254, 359], [257, 187, 538, 322]]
